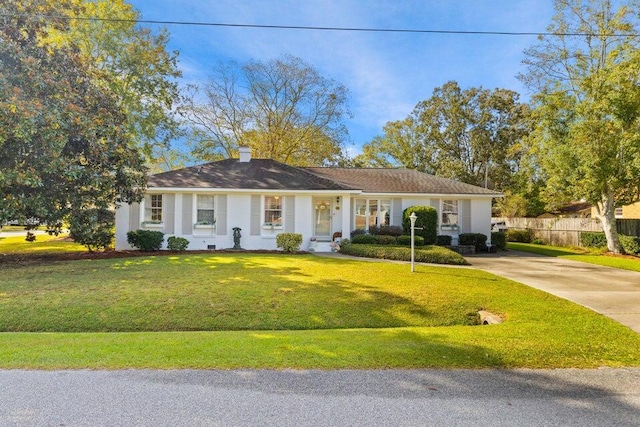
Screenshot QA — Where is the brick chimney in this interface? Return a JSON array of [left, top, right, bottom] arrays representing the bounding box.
[[239, 146, 251, 162]]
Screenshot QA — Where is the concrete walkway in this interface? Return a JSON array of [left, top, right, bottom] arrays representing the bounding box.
[[468, 251, 640, 333]]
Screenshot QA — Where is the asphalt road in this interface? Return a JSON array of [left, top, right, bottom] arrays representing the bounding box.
[[1, 368, 639, 426]]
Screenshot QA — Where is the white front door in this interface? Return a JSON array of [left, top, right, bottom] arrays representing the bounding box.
[[313, 198, 332, 240]]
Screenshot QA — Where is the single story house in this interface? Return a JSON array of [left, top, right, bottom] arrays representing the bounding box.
[[115, 148, 502, 252]]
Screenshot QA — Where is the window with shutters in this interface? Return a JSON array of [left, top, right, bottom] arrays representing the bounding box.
[[441, 200, 459, 227], [196, 195, 215, 225], [143, 194, 163, 226], [263, 196, 283, 228]]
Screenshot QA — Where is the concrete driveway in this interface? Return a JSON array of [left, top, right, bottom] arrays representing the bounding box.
[[468, 251, 640, 333]]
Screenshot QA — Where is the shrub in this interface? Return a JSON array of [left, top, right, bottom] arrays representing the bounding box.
[[397, 235, 425, 246], [436, 235, 452, 246], [367, 225, 382, 235], [368, 225, 404, 236], [459, 233, 488, 252], [580, 232, 607, 248], [276, 233, 303, 252], [375, 235, 397, 245], [402, 206, 438, 245], [490, 232, 506, 250], [350, 229, 367, 237], [531, 238, 545, 245], [339, 243, 468, 265], [167, 236, 189, 251], [127, 230, 164, 251], [620, 235, 640, 255], [68, 208, 115, 252], [351, 234, 377, 244], [506, 229, 532, 243]]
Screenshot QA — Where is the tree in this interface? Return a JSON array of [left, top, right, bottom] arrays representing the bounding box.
[[359, 81, 531, 191], [0, 0, 147, 247], [41, 0, 183, 167], [181, 55, 351, 166], [521, 0, 640, 253], [354, 116, 431, 171]]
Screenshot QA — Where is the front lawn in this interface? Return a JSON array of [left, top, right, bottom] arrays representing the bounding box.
[[1, 253, 639, 369], [0, 233, 85, 255], [508, 242, 640, 273]]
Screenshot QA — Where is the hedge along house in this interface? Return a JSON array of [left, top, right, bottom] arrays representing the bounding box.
[[115, 147, 502, 252]]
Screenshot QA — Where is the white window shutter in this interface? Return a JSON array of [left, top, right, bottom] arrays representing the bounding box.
[[164, 194, 175, 234], [284, 196, 295, 232], [182, 194, 192, 235], [129, 203, 140, 231], [250, 195, 261, 235], [216, 195, 227, 235]]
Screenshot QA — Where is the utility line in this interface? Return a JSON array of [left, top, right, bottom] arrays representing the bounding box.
[[2, 13, 640, 37]]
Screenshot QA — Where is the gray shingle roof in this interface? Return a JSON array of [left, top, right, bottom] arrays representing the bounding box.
[[148, 159, 353, 190], [304, 167, 501, 195], [147, 158, 500, 196]]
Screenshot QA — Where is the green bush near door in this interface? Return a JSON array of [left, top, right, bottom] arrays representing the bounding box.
[[402, 206, 438, 245]]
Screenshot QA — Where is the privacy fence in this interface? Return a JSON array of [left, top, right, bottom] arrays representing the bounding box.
[[494, 217, 640, 247]]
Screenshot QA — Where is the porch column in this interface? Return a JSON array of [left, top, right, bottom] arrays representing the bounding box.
[[341, 195, 352, 239]]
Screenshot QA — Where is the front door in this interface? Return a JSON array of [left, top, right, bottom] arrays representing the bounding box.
[[313, 198, 332, 240]]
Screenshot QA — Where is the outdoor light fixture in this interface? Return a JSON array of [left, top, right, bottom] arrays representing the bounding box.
[[409, 212, 422, 273]]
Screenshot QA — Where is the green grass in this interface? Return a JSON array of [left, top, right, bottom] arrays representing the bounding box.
[[1, 253, 639, 369], [0, 233, 85, 254], [0, 225, 46, 232], [508, 242, 640, 272]]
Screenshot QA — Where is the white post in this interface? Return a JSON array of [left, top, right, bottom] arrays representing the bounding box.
[[410, 212, 417, 273]]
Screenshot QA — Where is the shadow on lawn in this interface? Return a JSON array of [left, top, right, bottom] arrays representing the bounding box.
[[1, 253, 484, 332]]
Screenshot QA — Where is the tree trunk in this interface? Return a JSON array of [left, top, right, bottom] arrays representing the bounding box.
[[595, 191, 621, 253]]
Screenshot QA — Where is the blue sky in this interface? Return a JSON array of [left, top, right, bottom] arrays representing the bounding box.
[[128, 0, 555, 155]]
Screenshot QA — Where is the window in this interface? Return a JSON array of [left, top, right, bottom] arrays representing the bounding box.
[[264, 196, 283, 227], [354, 198, 391, 231], [196, 195, 215, 224], [615, 207, 623, 218], [144, 194, 163, 222], [354, 199, 367, 230], [442, 200, 458, 226]]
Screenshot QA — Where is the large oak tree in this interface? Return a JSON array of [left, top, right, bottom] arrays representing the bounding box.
[[521, 0, 640, 253], [0, 0, 147, 244], [358, 81, 532, 192], [41, 0, 183, 171]]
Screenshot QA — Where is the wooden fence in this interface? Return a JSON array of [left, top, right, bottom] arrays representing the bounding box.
[[494, 217, 640, 246]]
